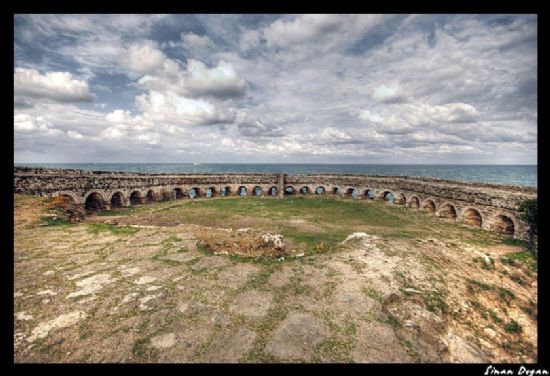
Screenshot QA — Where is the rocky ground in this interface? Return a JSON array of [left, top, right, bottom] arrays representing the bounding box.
[[14, 194, 538, 363]]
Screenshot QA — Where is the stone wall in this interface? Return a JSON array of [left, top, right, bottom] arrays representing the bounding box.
[[14, 167, 537, 240]]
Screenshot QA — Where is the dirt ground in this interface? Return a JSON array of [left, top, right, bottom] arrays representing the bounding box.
[[14, 194, 537, 363]]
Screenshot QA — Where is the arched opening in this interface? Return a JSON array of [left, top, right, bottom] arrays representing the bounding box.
[[346, 188, 358, 199], [52, 193, 78, 212], [396, 193, 406, 205], [85, 192, 107, 213], [439, 204, 457, 220], [364, 190, 374, 200], [332, 187, 341, 195], [239, 186, 247, 196], [160, 190, 171, 201], [110, 192, 125, 208], [315, 186, 325, 195], [408, 197, 420, 209], [188, 187, 200, 199], [221, 186, 231, 197], [205, 187, 215, 198], [463, 208, 482, 227], [254, 186, 263, 196], [269, 186, 278, 196], [423, 200, 436, 214], [130, 191, 144, 205], [146, 190, 156, 203], [285, 186, 295, 195], [493, 215, 515, 236], [173, 188, 184, 200], [379, 191, 394, 203], [300, 186, 309, 194]]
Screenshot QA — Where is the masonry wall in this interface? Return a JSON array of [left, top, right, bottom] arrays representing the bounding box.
[[14, 167, 537, 240]]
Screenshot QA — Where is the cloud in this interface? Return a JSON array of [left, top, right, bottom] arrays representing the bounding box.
[[181, 32, 214, 48], [126, 41, 166, 75], [320, 127, 352, 141], [13, 14, 537, 164], [372, 84, 407, 103], [139, 58, 247, 99], [14, 68, 95, 103], [135, 91, 235, 126]]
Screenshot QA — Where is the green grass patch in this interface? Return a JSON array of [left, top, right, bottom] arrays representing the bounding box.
[[505, 320, 522, 334], [505, 251, 537, 272], [87, 223, 140, 235], [502, 238, 529, 247]]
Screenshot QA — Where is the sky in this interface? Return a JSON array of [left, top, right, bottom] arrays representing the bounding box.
[[13, 14, 537, 164]]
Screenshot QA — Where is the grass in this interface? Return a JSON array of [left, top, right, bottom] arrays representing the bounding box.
[[505, 251, 537, 272], [117, 196, 503, 256], [505, 320, 523, 334], [87, 223, 141, 236]]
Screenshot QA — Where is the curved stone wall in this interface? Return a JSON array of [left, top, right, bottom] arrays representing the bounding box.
[[14, 167, 537, 240]]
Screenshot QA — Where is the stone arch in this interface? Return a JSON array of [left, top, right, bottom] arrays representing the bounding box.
[[300, 186, 310, 194], [188, 187, 201, 199], [254, 186, 263, 196], [492, 214, 515, 236], [84, 190, 109, 203], [173, 187, 185, 200], [395, 193, 406, 205], [315, 186, 325, 195], [221, 186, 231, 197], [205, 186, 216, 198], [159, 190, 171, 201], [84, 191, 108, 213], [146, 189, 156, 203], [332, 187, 341, 195], [363, 189, 374, 200], [422, 199, 436, 214], [346, 188, 357, 197], [439, 203, 457, 220], [285, 186, 295, 195], [408, 196, 420, 209], [110, 191, 126, 208], [130, 190, 144, 205], [378, 191, 395, 203], [53, 191, 80, 204], [269, 186, 278, 196], [238, 186, 247, 196], [462, 207, 483, 228]]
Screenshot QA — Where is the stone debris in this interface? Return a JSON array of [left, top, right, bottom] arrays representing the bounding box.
[[67, 273, 116, 298], [139, 294, 158, 310], [134, 276, 157, 285], [118, 265, 140, 277], [36, 289, 57, 296], [15, 311, 33, 321], [150, 333, 176, 349], [28, 311, 86, 342], [260, 233, 285, 250], [121, 292, 139, 304], [42, 270, 55, 276], [343, 232, 369, 242], [146, 285, 162, 292]]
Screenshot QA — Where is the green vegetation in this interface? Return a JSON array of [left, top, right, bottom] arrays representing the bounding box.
[[505, 251, 537, 272], [124, 196, 502, 255], [505, 320, 523, 334], [87, 223, 140, 235]]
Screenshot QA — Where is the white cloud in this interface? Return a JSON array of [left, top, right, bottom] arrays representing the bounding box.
[[14, 68, 95, 102], [105, 109, 152, 131], [372, 84, 407, 103], [320, 127, 352, 141], [181, 32, 214, 48], [67, 130, 83, 139], [126, 41, 166, 75], [135, 91, 235, 126], [139, 58, 247, 98]]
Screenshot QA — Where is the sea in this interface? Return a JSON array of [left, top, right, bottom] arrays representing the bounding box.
[[13, 163, 537, 188]]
